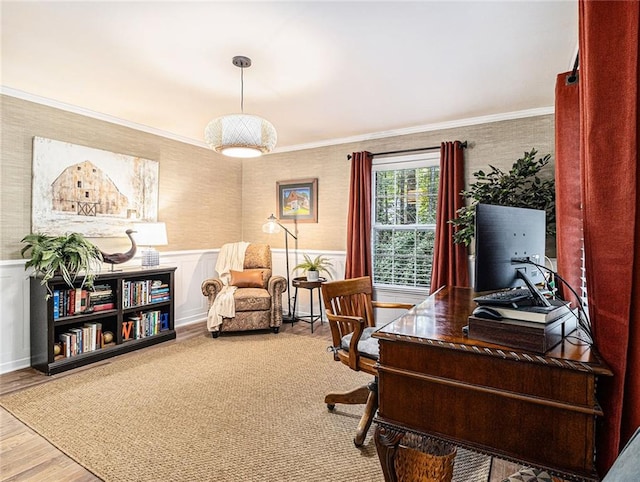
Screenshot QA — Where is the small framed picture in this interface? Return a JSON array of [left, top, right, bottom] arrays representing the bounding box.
[[276, 178, 318, 223]]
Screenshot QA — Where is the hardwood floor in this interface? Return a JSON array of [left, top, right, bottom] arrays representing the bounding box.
[[0, 319, 517, 481]]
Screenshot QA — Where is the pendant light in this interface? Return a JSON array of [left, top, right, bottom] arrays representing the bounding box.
[[204, 56, 277, 158]]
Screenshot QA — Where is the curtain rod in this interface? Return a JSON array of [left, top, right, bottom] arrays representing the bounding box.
[[346, 140, 467, 160]]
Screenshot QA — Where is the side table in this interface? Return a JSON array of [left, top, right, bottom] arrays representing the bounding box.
[[291, 276, 325, 333]]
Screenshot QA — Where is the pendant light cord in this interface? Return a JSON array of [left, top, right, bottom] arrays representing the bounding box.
[[240, 66, 244, 113]]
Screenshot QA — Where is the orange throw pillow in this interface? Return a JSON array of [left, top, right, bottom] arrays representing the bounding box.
[[229, 269, 264, 288]]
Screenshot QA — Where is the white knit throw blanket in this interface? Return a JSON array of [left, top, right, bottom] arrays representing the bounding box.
[[207, 242, 250, 331]]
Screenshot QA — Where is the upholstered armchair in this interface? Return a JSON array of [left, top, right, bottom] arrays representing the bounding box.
[[201, 244, 287, 337]]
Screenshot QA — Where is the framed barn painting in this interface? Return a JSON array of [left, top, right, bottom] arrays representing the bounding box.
[[276, 178, 318, 223], [31, 137, 159, 237]]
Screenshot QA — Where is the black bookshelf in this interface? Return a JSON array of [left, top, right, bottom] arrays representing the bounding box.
[[30, 266, 177, 375]]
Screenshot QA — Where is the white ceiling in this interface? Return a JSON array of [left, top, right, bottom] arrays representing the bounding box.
[[1, 1, 578, 152]]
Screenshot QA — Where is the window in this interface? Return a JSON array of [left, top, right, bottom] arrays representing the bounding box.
[[372, 153, 440, 291]]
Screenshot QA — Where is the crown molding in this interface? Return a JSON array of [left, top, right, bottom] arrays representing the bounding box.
[[274, 106, 555, 154], [1, 86, 209, 149], [2, 86, 553, 154]]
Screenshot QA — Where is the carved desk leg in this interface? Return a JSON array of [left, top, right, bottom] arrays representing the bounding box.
[[374, 423, 405, 482]]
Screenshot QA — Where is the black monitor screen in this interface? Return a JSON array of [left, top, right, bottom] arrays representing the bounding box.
[[474, 203, 546, 293]]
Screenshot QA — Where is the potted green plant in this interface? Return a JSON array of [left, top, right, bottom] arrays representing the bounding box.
[[21, 232, 104, 298], [450, 149, 556, 248], [293, 254, 333, 282]]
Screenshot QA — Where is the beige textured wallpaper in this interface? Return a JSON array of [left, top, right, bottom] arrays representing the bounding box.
[[1, 94, 554, 260], [1, 95, 243, 259], [242, 115, 555, 252]]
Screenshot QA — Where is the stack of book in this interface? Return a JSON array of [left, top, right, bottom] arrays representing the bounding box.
[[123, 310, 163, 341], [58, 322, 103, 358], [89, 284, 115, 312], [123, 280, 151, 308], [150, 280, 170, 303], [468, 299, 578, 353], [123, 279, 171, 308], [52, 288, 90, 319]]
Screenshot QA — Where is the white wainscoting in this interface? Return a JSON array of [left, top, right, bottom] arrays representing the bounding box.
[[0, 249, 344, 374], [0, 261, 32, 374], [0, 250, 217, 375], [0, 248, 437, 374]]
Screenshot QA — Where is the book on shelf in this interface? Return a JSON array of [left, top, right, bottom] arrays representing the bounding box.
[[86, 322, 102, 349], [68, 289, 75, 315], [68, 328, 82, 355], [75, 288, 88, 314], [480, 298, 571, 323], [92, 283, 112, 292], [150, 294, 170, 303], [53, 290, 61, 319], [60, 333, 71, 357], [91, 302, 115, 312], [160, 312, 169, 331], [89, 292, 113, 302]]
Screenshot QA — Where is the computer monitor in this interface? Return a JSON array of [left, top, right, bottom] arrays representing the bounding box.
[[474, 203, 550, 306]]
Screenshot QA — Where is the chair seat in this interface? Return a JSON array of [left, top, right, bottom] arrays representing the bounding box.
[[235, 288, 271, 311], [341, 326, 379, 359]]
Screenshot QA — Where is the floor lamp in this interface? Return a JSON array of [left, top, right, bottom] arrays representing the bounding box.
[[262, 214, 297, 322]]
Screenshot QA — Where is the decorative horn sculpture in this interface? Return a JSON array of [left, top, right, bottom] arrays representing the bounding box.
[[100, 229, 137, 267]]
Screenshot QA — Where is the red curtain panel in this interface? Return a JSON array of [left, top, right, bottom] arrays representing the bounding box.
[[579, 0, 640, 474], [554, 72, 583, 308], [345, 151, 373, 279], [430, 141, 469, 293]]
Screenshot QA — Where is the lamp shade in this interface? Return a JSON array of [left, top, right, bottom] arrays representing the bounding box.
[[262, 214, 282, 234], [205, 114, 277, 158], [132, 222, 168, 246]]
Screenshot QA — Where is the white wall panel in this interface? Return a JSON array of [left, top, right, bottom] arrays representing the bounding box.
[[0, 248, 347, 374], [0, 262, 31, 373]]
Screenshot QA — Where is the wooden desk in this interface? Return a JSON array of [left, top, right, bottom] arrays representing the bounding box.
[[372, 287, 612, 482]]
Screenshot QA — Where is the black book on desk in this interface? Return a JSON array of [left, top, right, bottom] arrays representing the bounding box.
[[467, 309, 578, 353], [482, 298, 572, 323]]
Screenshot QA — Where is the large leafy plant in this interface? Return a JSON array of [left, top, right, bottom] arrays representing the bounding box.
[[21, 232, 103, 297], [450, 149, 556, 247]]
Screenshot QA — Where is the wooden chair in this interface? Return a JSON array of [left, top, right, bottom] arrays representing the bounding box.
[[321, 276, 413, 447]]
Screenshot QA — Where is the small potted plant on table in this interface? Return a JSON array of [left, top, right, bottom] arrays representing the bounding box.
[[293, 254, 333, 282]]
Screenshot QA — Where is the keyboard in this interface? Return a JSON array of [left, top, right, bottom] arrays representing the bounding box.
[[473, 289, 533, 307]]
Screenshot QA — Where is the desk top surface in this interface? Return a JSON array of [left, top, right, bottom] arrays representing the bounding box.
[[373, 286, 612, 375]]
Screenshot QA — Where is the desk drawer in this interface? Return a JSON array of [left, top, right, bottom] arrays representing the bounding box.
[[378, 339, 597, 408], [377, 365, 598, 479]]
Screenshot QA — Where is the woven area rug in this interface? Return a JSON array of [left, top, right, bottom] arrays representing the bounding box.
[[1, 333, 491, 481]]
